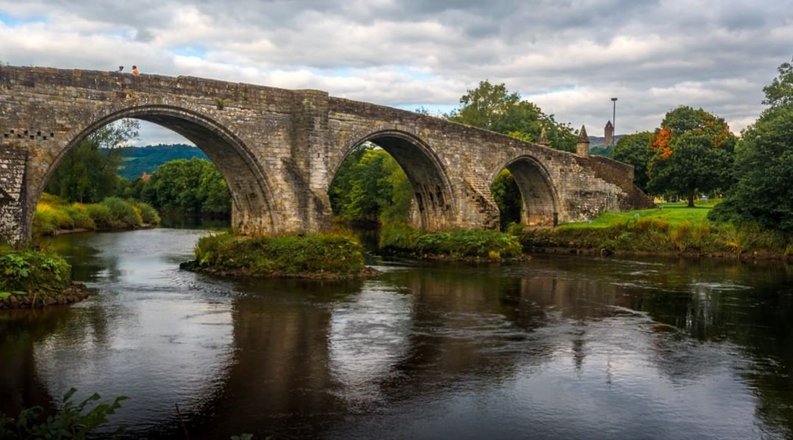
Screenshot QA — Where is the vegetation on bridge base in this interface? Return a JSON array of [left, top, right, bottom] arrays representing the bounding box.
[[379, 225, 523, 261], [183, 231, 374, 280], [0, 245, 92, 309], [517, 203, 793, 260]]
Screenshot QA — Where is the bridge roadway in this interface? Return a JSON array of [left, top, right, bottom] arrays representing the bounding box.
[[0, 66, 652, 243]]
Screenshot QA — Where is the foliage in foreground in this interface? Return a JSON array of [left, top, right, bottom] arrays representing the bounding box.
[[192, 232, 367, 278], [0, 246, 71, 300], [33, 193, 160, 237], [379, 225, 522, 260], [0, 388, 126, 440]]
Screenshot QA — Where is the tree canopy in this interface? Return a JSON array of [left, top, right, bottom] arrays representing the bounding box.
[[612, 131, 654, 193], [709, 58, 793, 232], [46, 119, 139, 203], [647, 106, 736, 206], [447, 80, 578, 152]]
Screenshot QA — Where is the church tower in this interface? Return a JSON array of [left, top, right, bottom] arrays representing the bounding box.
[[604, 120, 614, 146]]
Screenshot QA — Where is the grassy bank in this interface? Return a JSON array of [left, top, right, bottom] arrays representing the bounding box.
[[184, 231, 372, 279], [519, 202, 792, 258], [34, 193, 160, 237], [0, 245, 91, 308], [379, 225, 523, 261]]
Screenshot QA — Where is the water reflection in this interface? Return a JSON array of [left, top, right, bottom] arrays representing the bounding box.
[[1, 232, 792, 439]]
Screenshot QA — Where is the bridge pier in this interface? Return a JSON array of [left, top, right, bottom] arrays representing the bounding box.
[[0, 145, 28, 244]]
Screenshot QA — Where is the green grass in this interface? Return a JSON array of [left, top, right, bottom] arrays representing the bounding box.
[[519, 200, 790, 256], [560, 203, 713, 230], [379, 225, 522, 260]]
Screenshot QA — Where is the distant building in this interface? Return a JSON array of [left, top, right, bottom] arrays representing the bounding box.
[[604, 121, 614, 146], [576, 125, 590, 157]]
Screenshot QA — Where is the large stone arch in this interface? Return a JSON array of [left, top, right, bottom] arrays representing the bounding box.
[[334, 130, 454, 230], [496, 155, 560, 227], [30, 105, 277, 236]]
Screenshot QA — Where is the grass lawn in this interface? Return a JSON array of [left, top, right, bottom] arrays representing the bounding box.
[[559, 201, 717, 230]]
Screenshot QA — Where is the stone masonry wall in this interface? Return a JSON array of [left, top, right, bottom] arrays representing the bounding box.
[[0, 146, 27, 243]]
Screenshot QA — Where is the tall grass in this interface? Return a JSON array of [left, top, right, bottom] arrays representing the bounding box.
[[33, 194, 161, 237], [379, 225, 522, 260]]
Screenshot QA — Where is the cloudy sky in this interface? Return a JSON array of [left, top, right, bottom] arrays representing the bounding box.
[[1, 0, 792, 145]]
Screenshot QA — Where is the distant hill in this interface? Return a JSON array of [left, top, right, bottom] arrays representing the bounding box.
[[113, 144, 208, 180]]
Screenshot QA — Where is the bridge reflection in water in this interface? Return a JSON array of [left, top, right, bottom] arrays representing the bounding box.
[[0, 229, 791, 439]]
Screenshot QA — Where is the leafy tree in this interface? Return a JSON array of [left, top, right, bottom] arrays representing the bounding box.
[[612, 131, 654, 192], [447, 80, 578, 152], [647, 106, 736, 206], [490, 169, 522, 230], [137, 158, 231, 218], [710, 58, 793, 232], [329, 145, 412, 225], [762, 56, 793, 108], [46, 119, 139, 203]]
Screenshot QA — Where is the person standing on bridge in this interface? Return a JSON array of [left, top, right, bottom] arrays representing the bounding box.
[[131, 65, 140, 76]]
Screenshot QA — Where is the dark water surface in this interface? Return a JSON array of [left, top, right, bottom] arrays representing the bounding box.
[[2, 229, 793, 439]]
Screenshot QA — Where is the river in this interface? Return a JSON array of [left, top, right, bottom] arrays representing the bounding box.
[[1, 229, 792, 439]]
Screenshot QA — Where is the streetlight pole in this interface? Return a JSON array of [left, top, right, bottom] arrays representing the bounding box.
[[611, 97, 617, 134]]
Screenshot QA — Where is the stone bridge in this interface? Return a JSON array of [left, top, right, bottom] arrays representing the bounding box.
[[0, 66, 652, 243]]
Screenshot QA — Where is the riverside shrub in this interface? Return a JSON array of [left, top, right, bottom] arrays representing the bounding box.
[[379, 225, 522, 260], [193, 232, 367, 278], [0, 247, 71, 299]]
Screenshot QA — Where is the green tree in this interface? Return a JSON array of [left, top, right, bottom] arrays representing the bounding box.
[[46, 119, 139, 203], [612, 131, 654, 192], [329, 145, 412, 225], [139, 158, 231, 218], [710, 58, 793, 232], [447, 80, 578, 152], [490, 169, 522, 230], [647, 106, 736, 206]]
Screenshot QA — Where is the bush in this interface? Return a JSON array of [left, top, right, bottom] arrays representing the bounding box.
[[85, 204, 113, 230], [100, 197, 142, 229], [65, 204, 96, 230], [379, 225, 522, 260], [193, 232, 367, 278], [0, 248, 71, 298], [133, 201, 161, 225]]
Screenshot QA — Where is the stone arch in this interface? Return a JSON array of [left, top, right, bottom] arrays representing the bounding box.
[[32, 105, 276, 236], [335, 129, 454, 230], [497, 155, 560, 226]]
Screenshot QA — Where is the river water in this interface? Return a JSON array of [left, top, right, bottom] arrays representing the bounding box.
[[1, 229, 793, 439]]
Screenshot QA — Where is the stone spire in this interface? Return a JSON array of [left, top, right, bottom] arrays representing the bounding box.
[[538, 126, 549, 146], [576, 125, 590, 157]]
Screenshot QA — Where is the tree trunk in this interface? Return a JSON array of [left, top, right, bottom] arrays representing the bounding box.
[[687, 190, 695, 207]]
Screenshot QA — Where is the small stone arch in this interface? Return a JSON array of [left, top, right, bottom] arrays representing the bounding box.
[[495, 155, 560, 227], [31, 105, 277, 236], [334, 129, 455, 230]]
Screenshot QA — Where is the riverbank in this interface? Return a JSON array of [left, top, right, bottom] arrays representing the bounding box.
[[182, 231, 377, 280], [379, 225, 524, 262], [517, 203, 793, 261], [34, 193, 160, 237], [0, 246, 93, 309]]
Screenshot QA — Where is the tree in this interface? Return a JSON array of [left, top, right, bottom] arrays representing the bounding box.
[[46, 119, 139, 203], [762, 57, 793, 108], [328, 145, 413, 225], [612, 131, 654, 192], [647, 106, 736, 206], [709, 58, 793, 232], [138, 158, 231, 218], [447, 80, 578, 152], [490, 169, 522, 230]]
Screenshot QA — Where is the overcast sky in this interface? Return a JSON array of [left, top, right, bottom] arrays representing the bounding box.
[[2, 0, 792, 145]]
